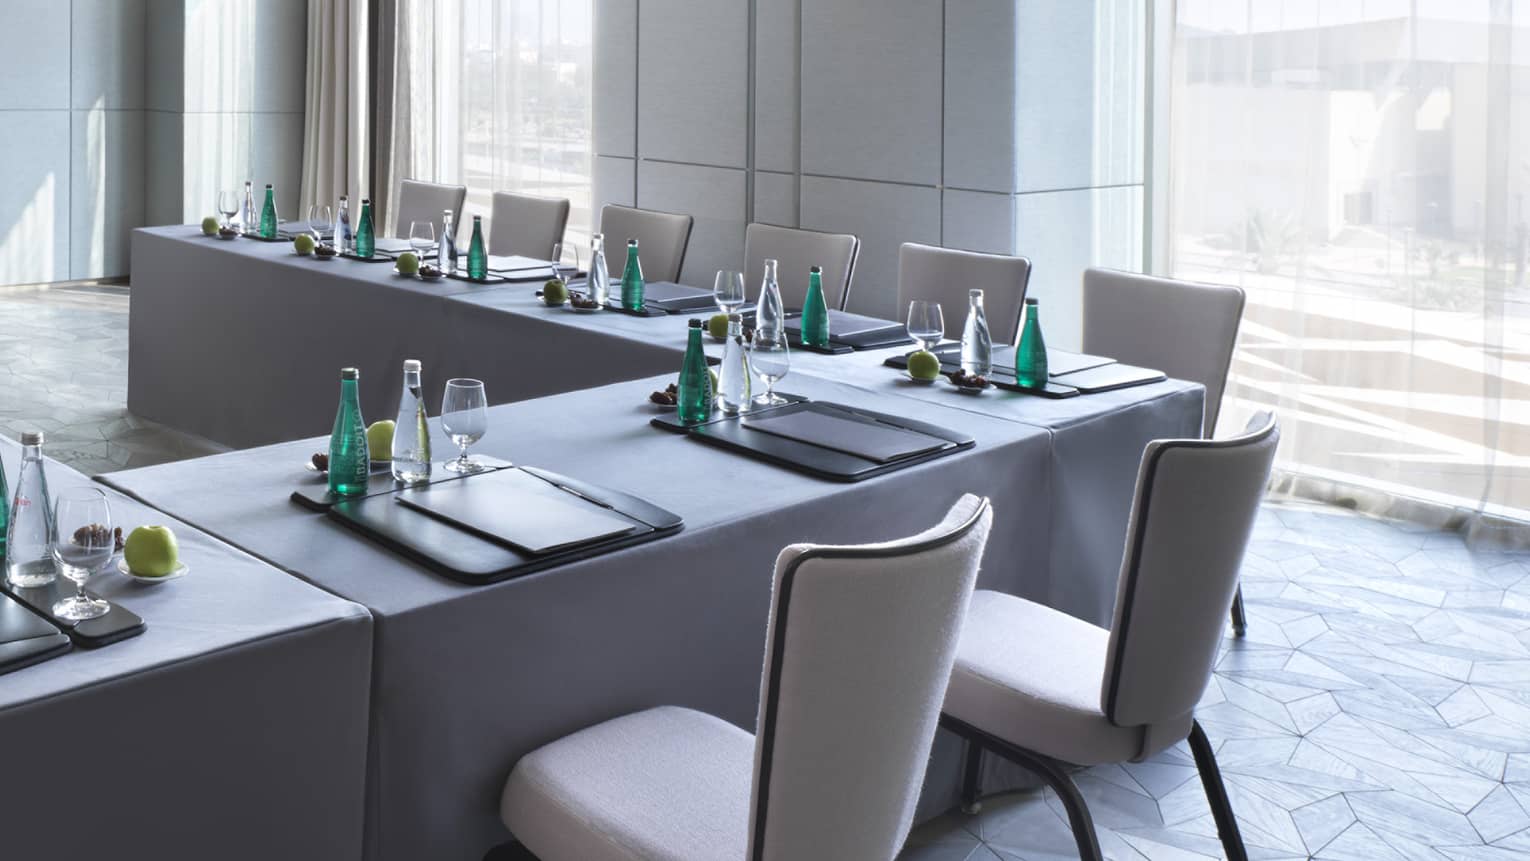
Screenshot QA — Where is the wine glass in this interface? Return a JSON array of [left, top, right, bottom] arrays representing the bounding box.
[[217, 190, 240, 229], [309, 204, 333, 241], [551, 241, 579, 279], [750, 327, 791, 406], [906, 301, 946, 351], [51, 489, 114, 621], [714, 270, 746, 314], [441, 378, 489, 473], [409, 220, 436, 261]]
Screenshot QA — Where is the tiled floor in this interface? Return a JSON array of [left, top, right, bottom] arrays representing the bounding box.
[[7, 283, 1530, 860]]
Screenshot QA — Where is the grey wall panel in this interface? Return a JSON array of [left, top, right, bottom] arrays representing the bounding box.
[[800, 0, 941, 186], [594, 156, 636, 212], [801, 176, 939, 321], [638, 0, 747, 168], [250, 111, 306, 219], [636, 160, 746, 286], [753, 171, 798, 229], [146, 0, 185, 113], [754, 0, 798, 174], [942, 189, 1015, 257], [594, 0, 637, 158], [1015, 185, 1143, 351], [0, 111, 71, 284], [0, 0, 71, 109], [71, 108, 147, 279], [72, 0, 148, 110], [145, 110, 184, 226], [1016, 1, 1096, 193], [944, 0, 1017, 193], [252, 0, 308, 113]]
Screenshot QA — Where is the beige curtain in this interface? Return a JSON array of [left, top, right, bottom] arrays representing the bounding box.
[[300, 0, 369, 214]]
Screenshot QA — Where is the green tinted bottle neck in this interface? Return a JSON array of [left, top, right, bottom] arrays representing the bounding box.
[[625, 243, 639, 267], [263, 187, 274, 205], [686, 326, 704, 351]]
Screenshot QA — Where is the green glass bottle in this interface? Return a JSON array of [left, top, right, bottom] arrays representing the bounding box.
[[355, 198, 376, 258], [620, 239, 645, 311], [0, 449, 9, 566], [259, 184, 278, 238], [467, 216, 488, 280], [800, 265, 830, 347], [677, 319, 714, 423], [328, 367, 371, 496], [1015, 297, 1048, 388]]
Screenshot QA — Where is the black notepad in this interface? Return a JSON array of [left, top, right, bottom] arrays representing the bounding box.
[[397, 470, 638, 555], [488, 254, 553, 272], [1052, 362, 1167, 393], [639, 281, 719, 313], [741, 409, 949, 463], [0, 592, 69, 675]]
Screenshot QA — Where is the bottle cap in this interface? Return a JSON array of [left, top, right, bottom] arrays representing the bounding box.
[[443, 209, 453, 217], [362, 198, 371, 204], [265, 183, 273, 188], [688, 319, 702, 328], [628, 238, 638, 245], [1026, 297, 1039, 305], [341, 367, 359, 380], [340, 194, 347, 200], [403, 359, 422, 372], [970, 288, 984, 297], [20, 431, 43, 445], [474, 215, 482, 222], [810, 265, 822, 274]]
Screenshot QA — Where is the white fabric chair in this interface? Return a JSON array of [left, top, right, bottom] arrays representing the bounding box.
[[501, 494, 994, 861], [393, 179, 467, 240], [1081, 268, 1251, 634], [940, 414, 1277, 861], [894, 244, 1032, 343], [598, 204, 694, 283], [743, 223, 860, 311], [489, 192, 570, 259]]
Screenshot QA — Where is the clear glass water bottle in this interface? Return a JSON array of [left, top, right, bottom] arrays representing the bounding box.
[[6, 432, 56, 588], [717, 314, 752, 414], [620, 239, 645, 311], [329, 369, 371, 496], [755, 258, 785, 340], [259, 183, 279, 238], [336, 195, 351, 252], [588, 233, 610, 306], [240, 180, 255, 234], [961, 288, 993, 376], [439, 210, 457, 273], [392, 359, 432, 485]]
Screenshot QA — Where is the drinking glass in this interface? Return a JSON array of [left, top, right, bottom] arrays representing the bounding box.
[[217, 190, 240, 229], [409, 220, 436, 260], [714, 270, 746, 314], [750, 327, 791, 406], [441, 378, 489, 473], [906, 301, 946, 351], [309, 204, 333, 241], [51, 489, 114, 621], [551, 241, 579, 279]]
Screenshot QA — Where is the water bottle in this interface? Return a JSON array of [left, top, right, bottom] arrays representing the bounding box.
[[439, 210, 457, 273], [588, 233, 610, 306], [677, 320, 714, 423], [620, 239, 645, 311], [800, 265, 830, 347], [1015, 298, 1048, 388], [355, 199, 376, 259], [6, 432, 56, 588], [755, 258, 785, 340], [467, 216, 488, 279], [0, 447, 8, 567], [961, 288, 993, 376], [259, 183, 279, 238], [328, 368, 371, 496], [391, 359, 432, 484], [717, 314, 752, 414], [336, 195, 351, 253], [240, 180, 255, 234]]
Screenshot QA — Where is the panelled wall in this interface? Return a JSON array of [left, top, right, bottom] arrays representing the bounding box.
[[593, 0, 1145, 347]]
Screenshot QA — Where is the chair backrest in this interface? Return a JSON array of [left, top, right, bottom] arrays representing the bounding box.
[[393, 180, 467, 240], [895, 243, 1032, 344], [1101, 413, 1278, 742], [598, 204, 694, 283], [743, 223, 860, 311], [1082, 268, 1245, 437], [489, 191, 570, 259], [747, 494, 992, 861]]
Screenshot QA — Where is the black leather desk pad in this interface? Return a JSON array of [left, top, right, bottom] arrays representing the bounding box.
[[0, 591, 70, 674], [1052, 362, 1166, 393], [339, 250, 398, 262], [326, 466, 683, 584], [446, 271, 511, 285], [687, 401, 974, 482], [742, 409, 948, 463], [291, 456, 515, 512], [787, 310, 912, 350], [649, 392, 809, 433], [397, 470, 638, 555], [907, 346, 1116, 379], [882, 353, 1079, 399], [2, 578, 145, 648]]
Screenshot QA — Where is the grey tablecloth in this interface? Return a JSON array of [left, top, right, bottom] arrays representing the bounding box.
[[0, 438, 373, 860], [101, 369, 1196, 861]]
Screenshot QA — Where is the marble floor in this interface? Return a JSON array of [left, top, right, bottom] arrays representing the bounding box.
[[7, 283, 1530, 860]]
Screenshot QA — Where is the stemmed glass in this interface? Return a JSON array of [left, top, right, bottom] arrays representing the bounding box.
[[906, 301, 946, 351], [217, 190, 240, 230], [551, 241, 579, 280], [309, 204, 333, 241], [750, 328, 791, 406], [51, 489, 115, 621], [441, 378, 489, 473], [714, 270, 746, 314], [409, 220, 436, 261]]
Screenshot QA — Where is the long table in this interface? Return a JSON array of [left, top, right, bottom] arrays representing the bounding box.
[[100, 369, 1200, 861], [0, 437, 374, 860]]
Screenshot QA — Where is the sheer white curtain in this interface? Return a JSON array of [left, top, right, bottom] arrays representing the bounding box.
[[301, 0, 369, 213], [1166, 0, 1530, 544]]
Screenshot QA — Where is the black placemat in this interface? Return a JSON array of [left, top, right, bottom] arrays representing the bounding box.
[[291, 456, 515, 511], [340, 250, 398, 263], [1052, 362, 1167, 393], [2, 578, 145, 648], [895, 346, 1116, 379], [649, 391, 809, 433], [446, 270, 511, 285], [787, 310, 912, 350], [0, 591, 70, 675], [742, 409, 950, 463], [397, 470, 639, 555], [883, 353, 1082, 398]]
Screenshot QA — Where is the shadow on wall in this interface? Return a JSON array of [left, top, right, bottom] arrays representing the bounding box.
[[0, 174, 59, 286]]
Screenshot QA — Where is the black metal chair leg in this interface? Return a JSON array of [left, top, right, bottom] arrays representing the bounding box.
[[960, 738, 983, 814], [1230, 585, 1247, 637], [1188, 721, 1248, 861]]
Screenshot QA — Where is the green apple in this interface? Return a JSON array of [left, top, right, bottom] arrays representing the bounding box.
[[367, 420, 395, 460], [907, 350, 942, 380], [543, 278, 569, 306], [293, 233, 316, 255], [707, 313, 729, 340], [123, 525, 179, 577], [396, 252, 420, 275], [709, 369, 719, 391], [201, 216, 220, 236]]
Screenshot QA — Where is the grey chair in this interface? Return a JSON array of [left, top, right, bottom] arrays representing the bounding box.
[[500, 494, 994, 861], [489, 191, 570, 260], [598, 204, 694, 283], [895, 243, 1032, 343], [743, 223, 860, 311], [1082, 268, 1250, 634], [941, 413, 1277, 861], [393, 179, 467, 241]]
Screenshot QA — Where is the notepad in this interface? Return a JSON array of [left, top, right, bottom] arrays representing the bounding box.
[[487, 254, 554, 272], [397, 471, 637, 555], [741, 409, 948, 463]]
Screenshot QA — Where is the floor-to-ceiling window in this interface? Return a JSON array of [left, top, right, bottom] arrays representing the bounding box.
[[1164, 1, 1530, 532]]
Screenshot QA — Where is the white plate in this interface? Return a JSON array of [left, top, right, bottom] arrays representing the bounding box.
[[118, 558, 189, 584], [904, 372, 938, 385]]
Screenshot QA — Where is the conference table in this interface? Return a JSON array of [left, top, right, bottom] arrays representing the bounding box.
[[0, 437, 373, 860]]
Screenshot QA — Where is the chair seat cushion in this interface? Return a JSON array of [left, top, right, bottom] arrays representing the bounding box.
[[944, 591, 1143, 766], [501, 706, 753, 861]]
